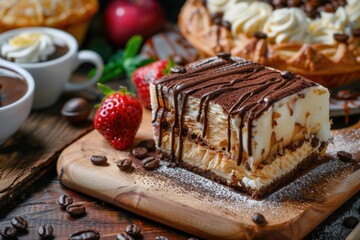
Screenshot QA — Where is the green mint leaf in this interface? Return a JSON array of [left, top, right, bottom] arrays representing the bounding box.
[[108, 50, 124, 63], [123, 35, 143, 59], [97, 83, 115, 97], [123, 56, 155, 78]]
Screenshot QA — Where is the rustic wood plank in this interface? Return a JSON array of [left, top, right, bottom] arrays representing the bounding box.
[[57, 110, 360, 240], [0, 97, 94, 209]]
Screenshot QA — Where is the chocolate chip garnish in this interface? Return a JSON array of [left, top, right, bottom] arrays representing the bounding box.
[[38, 224, 54, 239], [337, 151, 354, 162], [117, 158, 133, 171], [333, 33, 349, 43], [11, 216, 28, 231], [138, 139, 156, 152], [352, 28, 360, 37], [125, 224, 141, 237], [66, 203, 86, 217], [253, 31, 267, 39], [90, 155, 108, 165], [69, 229, 100, 240], [58, 194, 73, 209], [155, 236, 168, 240], [132, 147, 148, 159], [117, 233, 134, 240], [142, 157, 160, 170], [343, 216, 359, 228], [280, 71, 293, 79], [170, 66, 186, 74], [311, 137, 320, 148], [1, 227, 17, 239], [252, 213, 266, 225], [217, 52, 231, 60]]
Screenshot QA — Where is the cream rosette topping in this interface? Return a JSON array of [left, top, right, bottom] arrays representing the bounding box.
[[309, 7, 348, 45], [207, 0, 249, 15], [1, 32, 60, 63], [263, 8, 310, 44], [346, 0, 360, 29], [223, 1, 273, 37]]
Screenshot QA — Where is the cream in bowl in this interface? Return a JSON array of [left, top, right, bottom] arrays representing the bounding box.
[[0, 27, 104, 109], [0, 61, 34, 144]]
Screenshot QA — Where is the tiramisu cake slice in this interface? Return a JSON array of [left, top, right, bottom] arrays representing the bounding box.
[[150, 53, 331, 199]]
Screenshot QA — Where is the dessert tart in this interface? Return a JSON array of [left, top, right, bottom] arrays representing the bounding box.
[[178, 0, 360, 88], [0, 0, 98, 43], [150, 53, 332, 199]]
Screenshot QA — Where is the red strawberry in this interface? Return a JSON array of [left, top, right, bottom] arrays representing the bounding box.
[[94, 84, 143, 150], [132, 59, 174, 108]]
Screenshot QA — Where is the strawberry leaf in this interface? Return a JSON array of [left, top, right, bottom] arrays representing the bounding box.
[[97, 83, 115, 97], [163, 58, 176, 75]]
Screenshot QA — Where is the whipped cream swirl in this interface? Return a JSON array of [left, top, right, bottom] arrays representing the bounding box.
[[346, 0, 360, 29], [207, 0, 251, 15], [263, 8, 310, 44], [224, 2, 273, 37], [309, 7, 348, 44], [1, 32, 59, 63]]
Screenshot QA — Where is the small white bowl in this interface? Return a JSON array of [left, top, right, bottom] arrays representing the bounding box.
[[0, 61, 34, 144]]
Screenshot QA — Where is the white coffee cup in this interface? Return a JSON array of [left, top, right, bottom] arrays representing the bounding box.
[[0, 27, 104, 109]]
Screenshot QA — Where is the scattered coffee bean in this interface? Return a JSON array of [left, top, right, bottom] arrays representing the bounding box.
[[252, 213, 266, 225], [253, 31, 267, 39], [333, 33, 349, 43], [38, 224, 53, 239], [11, 216, 28, 231], [138, 139, 156, 152], [0, 227, 17, 239], [117, 158, 133, 171], [66, 203, 86, 217], [216, 52, 231, 60], [142, 157, 160, 170], [90, 155, 108, 165], [69, 229, 100, 240], [61, 98, 92, 124], [116, 233, 134, 240], [342, 216, 359, 228], [170, 65, 186, 74], [58, 194, 73, 209], [125, 224, 141, 237], [132, 147, 148, 159], [155, 236, 168, 240], [311, 137, 320, 148], [337, 151, 354, 162], [280, 71, 293, 79]]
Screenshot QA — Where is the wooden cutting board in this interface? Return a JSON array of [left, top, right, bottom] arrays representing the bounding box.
[[57, 109, 360, 240]]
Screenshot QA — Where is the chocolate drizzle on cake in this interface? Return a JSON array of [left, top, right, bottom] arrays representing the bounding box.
[[153, 54, 316, 166]]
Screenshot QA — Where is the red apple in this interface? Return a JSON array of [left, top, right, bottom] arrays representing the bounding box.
[[104, 0, 166, 47]]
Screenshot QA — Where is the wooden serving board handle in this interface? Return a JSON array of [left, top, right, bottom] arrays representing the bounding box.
[[57, 110, 360, 240]]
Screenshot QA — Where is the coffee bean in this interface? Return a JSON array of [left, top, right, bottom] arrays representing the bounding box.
[[116, 233, 134, 240], [170, 66, 186, 74], [280, 71, 293, 79], [1, 227, 17, 239], [69, 229, 100, 240], [138, 139, 156, 152], [343, 216, 359, 228], [38, 224, 53, 239], [90, 155, 108, 165], [125, 224, 141, 237], [117, 159, 133, 171], [311, 137, 320, 148], [352, 28, 360, 37], [132, 147, 148, 159], [252, 213, 266, 225], [66, 203, 86, 217], [11, 216, 28, 231], [61, 98, 92, 124], [333, 33, 349, 43], [155, 236, 168, 240], [142, 157, 160, 170], [216, 52, 231, 60], [337, 151, 354, 162], [253, 31, 267, 39], [58, 194, 73, 209]]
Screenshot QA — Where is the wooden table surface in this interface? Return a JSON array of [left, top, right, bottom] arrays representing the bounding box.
[[0, 89, 360, 240]]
